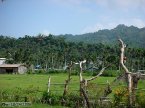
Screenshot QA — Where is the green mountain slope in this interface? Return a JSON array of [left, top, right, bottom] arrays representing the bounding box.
[[62, 24, 145, 48]]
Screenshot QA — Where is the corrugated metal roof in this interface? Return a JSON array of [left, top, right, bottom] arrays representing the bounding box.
[[0, 64, 24, 68], [0, 58, 6, 60]]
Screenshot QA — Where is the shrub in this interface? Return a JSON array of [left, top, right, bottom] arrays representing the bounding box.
[[41, 91, 61, 105], [113, 87, 128, 106], [64, 92, 82, 107], [0, 86, 41, 103], [0, 90, 10, 102], [34, 69, 45, 74], [136, 91, 145, 107], [41, 91, 83, 107], [45, 70, 67, 74], [102, 70, 119, 77]]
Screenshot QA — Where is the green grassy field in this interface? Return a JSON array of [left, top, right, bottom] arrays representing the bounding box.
[[0, 73, 115, 107], [0, 73, 116, 91], [0, 73, 145, 107]]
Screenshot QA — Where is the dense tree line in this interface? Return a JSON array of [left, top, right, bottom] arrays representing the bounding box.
[[0, 34, 145, 71]]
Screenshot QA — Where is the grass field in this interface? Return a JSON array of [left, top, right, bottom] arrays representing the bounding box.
[[0, 73, 116, 91], [0, 73, 115, 107], [0, 73, 145, 107]]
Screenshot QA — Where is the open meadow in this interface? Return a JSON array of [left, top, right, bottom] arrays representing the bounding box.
[[0, 73, 116, 91], [0, 73, 145, 107]]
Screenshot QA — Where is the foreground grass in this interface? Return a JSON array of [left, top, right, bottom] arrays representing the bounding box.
[[0, 73, 115, 107], [0, 73, 115, 91], [0, 73, 145, 95], [32, 104, 68, 108], [0, 73, 145, 107]]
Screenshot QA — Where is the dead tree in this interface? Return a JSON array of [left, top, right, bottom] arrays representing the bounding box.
[[62, 59, 109, 108], [118, 39, 145, 107], [77, 60, 108, 108], [73, 60, 88, 107], [62, 61, 73, 106], [63, 61, 73, 97]]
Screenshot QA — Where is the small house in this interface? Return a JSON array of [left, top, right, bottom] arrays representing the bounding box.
[[0, 64, 27, 74]]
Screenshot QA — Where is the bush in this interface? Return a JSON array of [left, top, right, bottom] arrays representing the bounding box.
[[43, 70, 67, 74], [113, 87, 128, 106], [0, 90, 10, 102], [0, 86, 41, 103], [41, 91, 61, 105], [102, 70, 119, 77], [83, 70, 120, 77], [41, 91, 83, 107], [34, 69, 45, 74], [136, 91, 145, 107], [64, 92, 82, 107]]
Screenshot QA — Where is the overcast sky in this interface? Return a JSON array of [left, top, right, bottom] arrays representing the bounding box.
[[0, 0, 145, 37]]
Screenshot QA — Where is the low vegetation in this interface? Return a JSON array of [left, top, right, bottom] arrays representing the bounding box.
[[0, 73, 145, 107]]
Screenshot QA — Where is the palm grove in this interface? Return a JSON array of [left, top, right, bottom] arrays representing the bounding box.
[[0, 34, 145, 73]]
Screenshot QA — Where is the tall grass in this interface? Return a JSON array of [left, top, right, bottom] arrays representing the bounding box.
[[0, 73, 145, 107]]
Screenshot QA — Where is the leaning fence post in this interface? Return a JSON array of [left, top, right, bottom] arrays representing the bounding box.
[[48, 76, 51, 93]]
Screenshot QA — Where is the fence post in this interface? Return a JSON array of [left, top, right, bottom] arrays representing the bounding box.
[[48, 76, 51, 93]]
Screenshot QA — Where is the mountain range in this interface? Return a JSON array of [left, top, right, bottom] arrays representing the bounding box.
[[60, 24, 145, 48]]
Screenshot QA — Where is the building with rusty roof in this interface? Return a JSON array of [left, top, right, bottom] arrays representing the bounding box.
[[0, 61, 27, 74]]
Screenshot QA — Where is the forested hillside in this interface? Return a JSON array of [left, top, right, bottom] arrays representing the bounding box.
[[0, 34, 145, 71], [63, 24, 145, 48]]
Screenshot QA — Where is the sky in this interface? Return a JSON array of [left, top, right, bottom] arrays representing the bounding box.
[[0, 0, 145, 37]]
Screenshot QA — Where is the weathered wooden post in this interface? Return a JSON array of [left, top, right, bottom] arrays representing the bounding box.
[[47, 76, 51, 93], [63, 61, 73, 97]]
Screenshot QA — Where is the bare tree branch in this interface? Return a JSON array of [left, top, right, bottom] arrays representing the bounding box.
[[86, 67, 107, 82], [79, 60, 86, 82], [118, 39, 131, 74]]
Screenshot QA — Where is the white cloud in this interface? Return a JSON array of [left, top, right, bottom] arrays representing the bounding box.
[[81, 23, 117, 33], [50, 0, 89, 5], [81, 18, 145, 33], [42, 29, 50, 35], [48, 0, 93, 13], [125, 18, 145, 28], [91, 0, 145, 12], [49, 0, 145, 10], [114, 0, 145, 8], [47, 0, 145, 17], [117, 18, 145, 28]]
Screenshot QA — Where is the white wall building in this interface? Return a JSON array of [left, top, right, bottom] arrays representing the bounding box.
[[0, 58, 6, 65]]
